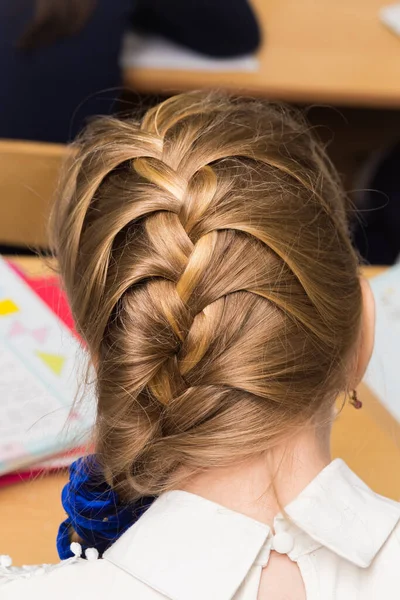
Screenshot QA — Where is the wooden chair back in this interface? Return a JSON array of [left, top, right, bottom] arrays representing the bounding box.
[[0, 140, 69, 249]]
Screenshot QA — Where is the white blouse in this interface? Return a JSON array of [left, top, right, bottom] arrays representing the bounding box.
[[1, 459, 400, 599]]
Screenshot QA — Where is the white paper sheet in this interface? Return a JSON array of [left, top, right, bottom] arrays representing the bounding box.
[[381, 3, 400, 37], [121, 32, 259, 72], [364, 265, 400, 423]]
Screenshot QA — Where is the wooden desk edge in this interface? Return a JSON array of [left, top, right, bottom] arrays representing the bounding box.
[[123, 69, 400, 110]]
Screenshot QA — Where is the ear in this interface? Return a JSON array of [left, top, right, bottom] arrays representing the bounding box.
[[351, 277, 375, 387]]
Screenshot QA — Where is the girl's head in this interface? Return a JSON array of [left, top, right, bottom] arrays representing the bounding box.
[[53, 92, 369, 499]]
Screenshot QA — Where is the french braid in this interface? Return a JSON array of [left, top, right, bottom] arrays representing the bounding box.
[[52, 92, 362, 499]]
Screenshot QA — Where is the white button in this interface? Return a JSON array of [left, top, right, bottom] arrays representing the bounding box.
[[70, 542, 82, 558], [85, 548, 100, 561], [272, 532, 294, 554], [0, 555, 12, 568]]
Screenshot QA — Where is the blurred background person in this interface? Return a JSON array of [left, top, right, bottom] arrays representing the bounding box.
[[0, 0, 260, 144], [0, 0, 131, 143]]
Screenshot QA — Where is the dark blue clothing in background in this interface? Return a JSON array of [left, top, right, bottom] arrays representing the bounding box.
[[0, 0, 134, 143], [354, 142, 400, 264], [0, 0, 260, 144], [133, 0, 261, 58]]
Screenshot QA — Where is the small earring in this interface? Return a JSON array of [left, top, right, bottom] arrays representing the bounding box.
[[349, 389, 362, 410]]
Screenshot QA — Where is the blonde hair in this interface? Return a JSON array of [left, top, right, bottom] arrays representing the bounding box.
[[52, 92, 362, 499]]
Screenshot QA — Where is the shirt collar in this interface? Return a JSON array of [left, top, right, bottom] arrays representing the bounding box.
[[104, 489, 270, 600], [104, 460, 400, 600], [284, 458, 400, 568]]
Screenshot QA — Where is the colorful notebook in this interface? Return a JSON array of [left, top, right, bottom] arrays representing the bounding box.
[[0, 257, 95, 477]]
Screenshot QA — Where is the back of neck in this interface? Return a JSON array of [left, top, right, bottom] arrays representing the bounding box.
[[178, 425, 331, 526]]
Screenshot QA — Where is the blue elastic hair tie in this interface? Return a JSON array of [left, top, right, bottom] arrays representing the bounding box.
[[57, 455, 154, 559]]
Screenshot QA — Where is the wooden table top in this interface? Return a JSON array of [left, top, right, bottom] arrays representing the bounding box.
[[0, 259, 399, 566], [125, 0, 400, 108]]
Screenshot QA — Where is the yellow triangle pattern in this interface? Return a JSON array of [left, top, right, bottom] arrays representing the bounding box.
[[0, 299, 19, 316], [36, 351, 65, 376]]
